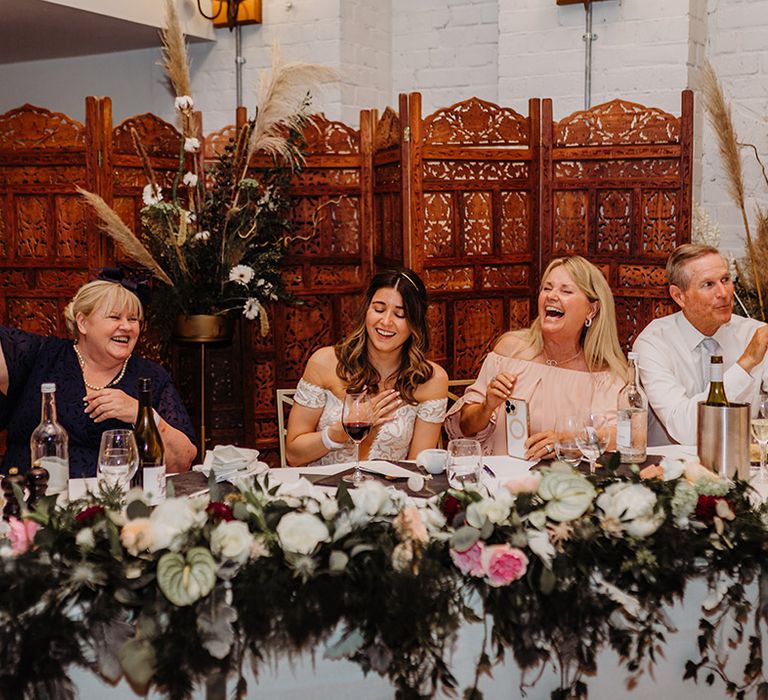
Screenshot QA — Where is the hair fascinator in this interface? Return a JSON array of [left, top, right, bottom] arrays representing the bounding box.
[[96, 267, 152, 306]]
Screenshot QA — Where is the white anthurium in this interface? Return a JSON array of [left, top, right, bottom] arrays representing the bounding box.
[[538, 466, 596, 522]]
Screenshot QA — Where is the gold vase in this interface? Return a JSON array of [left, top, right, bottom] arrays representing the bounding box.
[[173, 314, 234, 343]]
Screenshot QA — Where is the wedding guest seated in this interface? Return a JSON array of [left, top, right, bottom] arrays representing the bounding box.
[[0, 278, 197, 478], [445, 256, 627, 460], [285, 268, 448, 467], [633, 243, 768, 445]]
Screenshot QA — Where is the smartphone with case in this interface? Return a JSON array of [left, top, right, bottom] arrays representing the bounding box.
[[505, 398, 530, 458]]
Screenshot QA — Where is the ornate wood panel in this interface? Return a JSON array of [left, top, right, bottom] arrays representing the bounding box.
[[243, 113, 373, 464], [406, 95, 540, 378], [540, 92, 693, 351]]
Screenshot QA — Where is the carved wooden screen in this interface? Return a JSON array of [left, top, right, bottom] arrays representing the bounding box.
[[541, 92, 693, 351], [406, 95, 541, 379], [0, 100, 107, 336], [372, 96, 407, 270], [241, 114, 373, 464]]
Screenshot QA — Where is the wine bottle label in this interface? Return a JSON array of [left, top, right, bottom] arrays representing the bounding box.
[[143, 465, 166, 506], [616, 419, 631, 450], [37, 456, 69, 504]]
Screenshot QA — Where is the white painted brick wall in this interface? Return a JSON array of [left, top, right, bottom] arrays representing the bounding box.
[[392, 0, 499, 116], [700, 0, 768, 256]]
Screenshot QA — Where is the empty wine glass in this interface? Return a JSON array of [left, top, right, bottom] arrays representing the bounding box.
[[341, 392, 373, 485], [751, 395, 768, 482], [447, 439, 483, 489], [575, 412, 610, 474], [554, 414, 583, 466], [97, 429, 139, 496]]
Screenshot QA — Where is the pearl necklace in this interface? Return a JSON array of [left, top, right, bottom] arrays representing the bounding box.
[[543, 348, 582, 367], [73, 343, 130, 391]]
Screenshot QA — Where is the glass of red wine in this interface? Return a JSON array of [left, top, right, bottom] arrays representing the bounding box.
[[341, 391, 373, 484]]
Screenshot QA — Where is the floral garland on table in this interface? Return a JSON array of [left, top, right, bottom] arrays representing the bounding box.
[[1, 455, 768, 700]]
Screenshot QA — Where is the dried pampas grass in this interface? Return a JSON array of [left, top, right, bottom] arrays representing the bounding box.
[[76, 187, 173, 287], [701, 60, 764, 318], [161, 0, 192, 99], [247, 44, 337, 167]]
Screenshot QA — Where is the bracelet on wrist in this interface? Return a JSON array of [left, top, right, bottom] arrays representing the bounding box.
[[321, 425, 347, 451]]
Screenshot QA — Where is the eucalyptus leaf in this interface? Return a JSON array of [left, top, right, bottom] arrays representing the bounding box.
[[197, 591, 238, 659], [450, 526, 480, 552], [233, 501, 249, 521], [540, 567, 556, 595], [126, 500, 151, 520], [208, 472, 220, 502], [11, 481, 27, 515], [479, 518, 494, 540], [323, 628, 364, 660], [117, 638, 156, 695]]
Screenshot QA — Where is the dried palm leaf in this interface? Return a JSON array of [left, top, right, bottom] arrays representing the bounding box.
[[161, 0, 192, 99], [76, 187, 174, 286], [246, 44, 337, 166], [130, 128, 158, 193], [701, 61, 764, 318]]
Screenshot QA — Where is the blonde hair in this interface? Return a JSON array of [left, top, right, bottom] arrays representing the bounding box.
[[64, 281, 143, 341], [505, 256, 627, 379]]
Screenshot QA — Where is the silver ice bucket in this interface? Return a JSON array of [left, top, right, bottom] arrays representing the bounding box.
[[696, 402, 750, 480]]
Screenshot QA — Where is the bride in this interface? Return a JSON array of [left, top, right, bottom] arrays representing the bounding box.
[[285, 268, 448, 467]]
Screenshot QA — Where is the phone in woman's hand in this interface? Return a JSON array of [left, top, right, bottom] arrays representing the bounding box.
[[505, 398, 530, 459]]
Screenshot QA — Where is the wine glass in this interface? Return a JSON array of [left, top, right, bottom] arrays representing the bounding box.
[[341, 392, 373, 485], [554, 414, 583, 466], [751, 395, 768, 482], [97, 429, 139, 495], [575, 412, 610, 474], [447, 439, 483, 489]]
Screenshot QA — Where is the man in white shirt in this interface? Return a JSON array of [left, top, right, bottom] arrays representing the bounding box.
[[633, 243, 768, 445]]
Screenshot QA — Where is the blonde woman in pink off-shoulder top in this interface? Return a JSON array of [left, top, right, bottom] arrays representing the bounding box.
[[445, 256, 627, 460]]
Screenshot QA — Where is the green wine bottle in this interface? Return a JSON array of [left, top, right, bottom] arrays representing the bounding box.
[[132, 377, 166, 505], [704, 355, 730, 407]]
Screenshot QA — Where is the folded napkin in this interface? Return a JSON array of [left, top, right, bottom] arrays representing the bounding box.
[[193, 445, 268, 482]]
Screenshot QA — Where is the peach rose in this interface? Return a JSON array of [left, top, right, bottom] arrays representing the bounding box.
[[8, 517, 39, 555], [449, 540, 484, 577], [481, 544, 528, 587]]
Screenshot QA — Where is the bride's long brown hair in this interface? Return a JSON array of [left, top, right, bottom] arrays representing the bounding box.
[[335, 269, 434, 404]]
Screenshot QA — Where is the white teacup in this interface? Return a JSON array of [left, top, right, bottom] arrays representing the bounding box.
[[416, 448, 449, 475]]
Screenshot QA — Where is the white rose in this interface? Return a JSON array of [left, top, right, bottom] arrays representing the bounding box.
[[320, 498, 339, 521], [210, 520, 252, 565], [76, 527, 95, 551], [684, 458, 719, 484], [148, 498, 202, 552], [421, 504, 446, 533], [658, 456, 686, 481], [466, 497, 511, 528], [276, 512, 330, 555], [538, 467, 596, 522], [350, 480, 394, 517], [596, 483, 664, 538]]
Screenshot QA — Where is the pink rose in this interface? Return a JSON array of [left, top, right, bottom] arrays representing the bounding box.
[[394, 506, 429, 544], [481, 544, 528, 587], [504, 473, 541, 495], [450, 541, 485, 577], [8, 517, 39, 555]]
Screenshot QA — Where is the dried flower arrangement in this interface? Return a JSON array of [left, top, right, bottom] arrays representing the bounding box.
[[79, 0, 335, 336], [701, 60, 768, 321]]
